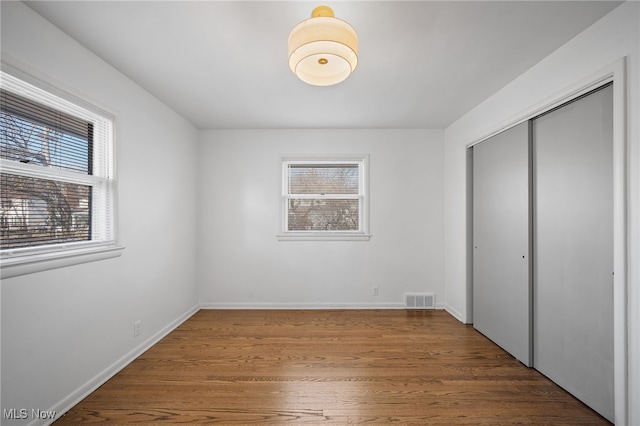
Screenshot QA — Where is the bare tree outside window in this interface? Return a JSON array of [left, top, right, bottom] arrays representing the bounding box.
[[287, 164, 360, 231], [1, 91, 92, 249]]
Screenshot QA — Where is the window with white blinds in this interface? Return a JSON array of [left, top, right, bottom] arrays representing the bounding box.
[[279, 156, 370, 240], [0, 70, 116, 261]]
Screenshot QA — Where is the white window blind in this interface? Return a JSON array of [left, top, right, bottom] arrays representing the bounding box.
[[0, 70, 115, 257]]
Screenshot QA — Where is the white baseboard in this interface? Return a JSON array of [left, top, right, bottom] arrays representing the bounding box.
[[39, 304, 200, 426], [200, 302, 405, 310], [200, 303, 455, 311], [443, 304, 467, 323]]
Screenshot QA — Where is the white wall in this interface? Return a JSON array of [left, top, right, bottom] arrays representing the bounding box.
[[443, 2, 639, 424], [198, 129, 444, 309], [0, 2, 200, 424]]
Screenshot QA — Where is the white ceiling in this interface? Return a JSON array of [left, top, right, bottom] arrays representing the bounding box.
[[25, 1, 621, 129]]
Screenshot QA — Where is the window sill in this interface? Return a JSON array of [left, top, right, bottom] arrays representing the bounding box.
[[277, 233, 372, 241], [1, 244, 125, 279]]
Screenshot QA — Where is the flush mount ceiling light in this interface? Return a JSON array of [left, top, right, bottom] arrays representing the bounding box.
[[288, 5, 358, 86]]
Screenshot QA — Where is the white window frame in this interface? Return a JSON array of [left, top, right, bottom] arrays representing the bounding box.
[[0, 66, 123, 278], [277, 154, 371, 241]]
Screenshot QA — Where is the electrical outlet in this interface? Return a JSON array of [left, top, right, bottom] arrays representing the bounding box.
[[372, 286, 379, 296], [133, 320, 141, 337]]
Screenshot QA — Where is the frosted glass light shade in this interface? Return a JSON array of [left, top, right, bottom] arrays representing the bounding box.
[[288, 6, 358, 86]]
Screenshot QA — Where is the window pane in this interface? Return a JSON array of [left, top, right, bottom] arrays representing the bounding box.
[[288, 164, 359, 195], [288, 198, 359, 231], [1, 173, 91, 249], [1, 90, 91, 174]]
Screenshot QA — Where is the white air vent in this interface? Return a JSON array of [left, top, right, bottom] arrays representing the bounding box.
[[404, 293, 435, 309]]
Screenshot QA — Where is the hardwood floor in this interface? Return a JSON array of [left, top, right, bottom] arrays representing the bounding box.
[[55, 310, 611, 424]]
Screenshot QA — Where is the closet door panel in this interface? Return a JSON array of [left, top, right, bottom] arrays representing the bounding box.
[[473, 122, 530, 366], [533, 84, 614, 422]]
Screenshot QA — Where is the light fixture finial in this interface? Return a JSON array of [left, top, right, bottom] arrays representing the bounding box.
[[311, 6, 334, 18]]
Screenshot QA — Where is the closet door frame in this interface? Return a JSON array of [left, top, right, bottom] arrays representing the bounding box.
[[467, 58, 628, 424]]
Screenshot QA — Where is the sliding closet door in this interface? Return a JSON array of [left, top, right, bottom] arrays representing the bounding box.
[[473, 122, 531, 366], [533, 84, 614, 421]]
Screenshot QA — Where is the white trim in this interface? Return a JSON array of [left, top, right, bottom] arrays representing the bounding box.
[[0, 159, 110, 187], [466, 57, 628, 425], [278, 154, 371, 241], [200, 302, 450, 310], [466, 62, 618, 150], [0, 244, 124, 279], [276, 232, 371, 241], [284, 194, 361, 200], [611, 58, 628, 426], [35, 305, 200, 426], [443, 304, 466, 324], [1, 59, 116, 122]]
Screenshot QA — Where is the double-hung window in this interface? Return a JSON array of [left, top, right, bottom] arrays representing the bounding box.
[[278, 156, 370, 241], [0, 69, 120, 277]]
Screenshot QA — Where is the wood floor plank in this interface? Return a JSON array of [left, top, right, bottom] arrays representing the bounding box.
[[54, 310, 611, 424]]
